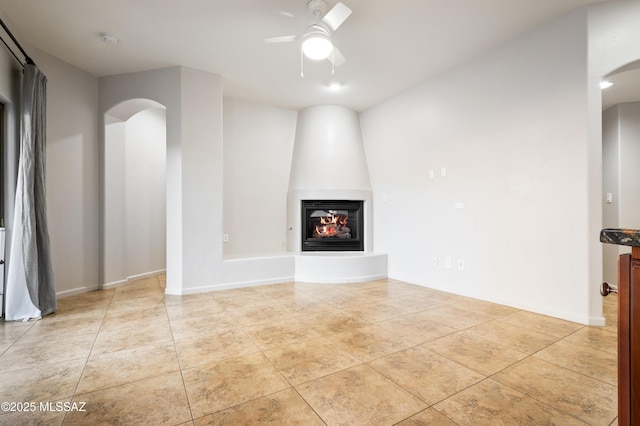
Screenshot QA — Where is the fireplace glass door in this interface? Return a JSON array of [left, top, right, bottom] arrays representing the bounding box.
[[301, 200, 364, 252]]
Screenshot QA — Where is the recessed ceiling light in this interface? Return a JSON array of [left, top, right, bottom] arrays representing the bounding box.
[[328, 81, 343, 91], [600, 80, 614, 89]]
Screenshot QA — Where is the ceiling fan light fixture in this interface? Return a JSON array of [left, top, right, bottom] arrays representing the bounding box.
[[302, 31, 333, 60]]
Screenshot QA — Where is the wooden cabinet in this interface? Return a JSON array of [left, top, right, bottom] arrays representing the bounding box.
[[616, 247, 640, 425], [600, 228, 640, 424]]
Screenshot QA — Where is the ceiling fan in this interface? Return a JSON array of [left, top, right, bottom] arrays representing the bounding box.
[[265, 0, 352, 70]]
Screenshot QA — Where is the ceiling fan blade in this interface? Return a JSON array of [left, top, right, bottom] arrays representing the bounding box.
[[322, 2, 352, 31], [264, 35, 298, 43], [328, 47, 346, 67]]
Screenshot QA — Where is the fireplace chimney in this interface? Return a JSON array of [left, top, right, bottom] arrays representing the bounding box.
[[287, 105, 373, 252], [288, 105, 371, 191]]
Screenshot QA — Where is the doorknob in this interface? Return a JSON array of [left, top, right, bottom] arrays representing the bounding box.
[[600, 282, 618, 296]]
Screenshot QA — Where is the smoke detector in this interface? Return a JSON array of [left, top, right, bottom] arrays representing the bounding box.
[[101, 33, 119, 45]]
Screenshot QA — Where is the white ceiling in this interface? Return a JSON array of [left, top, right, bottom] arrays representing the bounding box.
[[1, 0, 633, 112]]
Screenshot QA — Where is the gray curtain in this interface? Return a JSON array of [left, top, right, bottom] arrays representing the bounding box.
[[5, 63, 55, 320]]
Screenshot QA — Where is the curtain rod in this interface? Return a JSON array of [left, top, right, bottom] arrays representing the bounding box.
[[0, 16, 35, 67]]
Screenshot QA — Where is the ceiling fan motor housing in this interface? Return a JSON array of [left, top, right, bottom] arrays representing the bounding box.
[[305, 23, 330, 38], [308, 0, 328, 19]]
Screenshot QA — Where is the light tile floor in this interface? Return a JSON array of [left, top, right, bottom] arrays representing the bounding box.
[[0, 275, 619, 425]]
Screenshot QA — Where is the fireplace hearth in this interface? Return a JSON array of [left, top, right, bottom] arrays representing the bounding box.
[[301, 200, 364, 252]]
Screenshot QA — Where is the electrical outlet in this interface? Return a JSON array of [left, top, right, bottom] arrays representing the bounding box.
[[445, 257, 452, 269], [458, 259, 465, 270], [432, 256, 438, 267], [222, 234, 229, 243]]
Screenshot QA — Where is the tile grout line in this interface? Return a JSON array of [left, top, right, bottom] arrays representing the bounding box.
[[62, 286, 116, 425]]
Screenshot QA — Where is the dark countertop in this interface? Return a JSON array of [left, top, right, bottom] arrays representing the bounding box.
[[600, 228, 640, 247]]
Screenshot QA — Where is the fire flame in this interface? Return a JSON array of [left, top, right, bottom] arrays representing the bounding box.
[[314, 213, 349, 237]]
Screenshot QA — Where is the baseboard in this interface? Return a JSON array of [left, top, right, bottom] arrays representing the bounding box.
[[127, 269, 166, 281], [407, 279, 598, 326], [174, 276, 295, 295], [56, 284, 102, 298], [102, 269, 167, 290], [294, 273, 387, 284], [101, 279, 128, 290]]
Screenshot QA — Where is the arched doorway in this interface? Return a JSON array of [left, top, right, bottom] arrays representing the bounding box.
[[601, 61, 640, 289], [103, 98, 167, 288]]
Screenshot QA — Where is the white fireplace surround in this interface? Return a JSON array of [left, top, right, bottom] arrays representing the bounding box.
[[287, 105, 385, 282], [286, 189, 385, 283], [287, 105, 373, 251]]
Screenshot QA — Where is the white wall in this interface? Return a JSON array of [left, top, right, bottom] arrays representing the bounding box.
[[103, 99, 167, 286], [222, 98, 296, 256], [361, 9, 592, 323], [125, 108, 166, 277], [179, 68, 224, 289], [103, 117, 126, 284], [100, 68, 183, 291], [99, 67, 224, 293], [602, 105, 620, 286], [31, 49, 100, 296], [100, 68, 294, 294], [617, 102, 640, 230]]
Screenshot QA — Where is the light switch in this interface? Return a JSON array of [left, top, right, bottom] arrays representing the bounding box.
[[606, 193, 613, 204], [429, 169, 434, 179], [445, 257, 452, 269], [441, 167, 447, 177]]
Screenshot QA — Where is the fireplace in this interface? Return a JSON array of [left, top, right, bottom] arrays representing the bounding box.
[[301, 200, 364, 252]]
